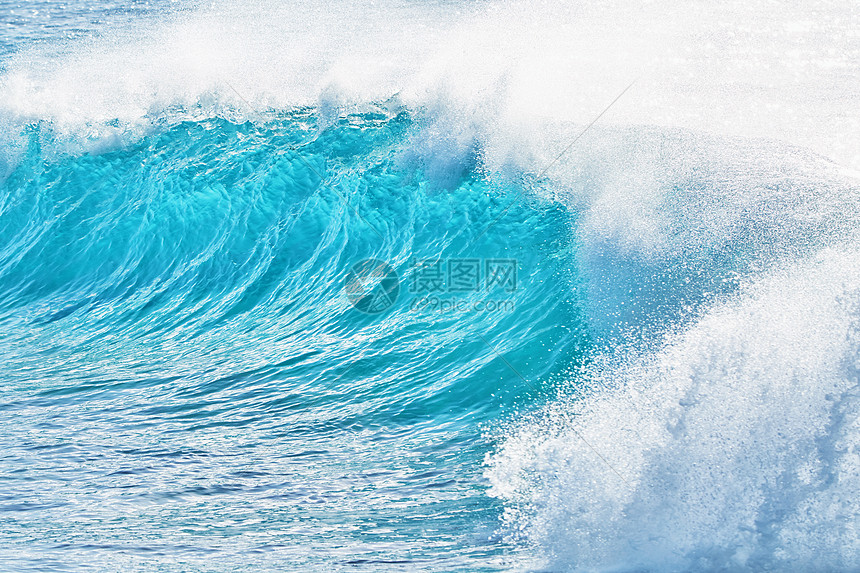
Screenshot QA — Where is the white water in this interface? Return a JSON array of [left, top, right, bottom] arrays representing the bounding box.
[[487, 243, 860, 570], [483, 110, 860, 571], [1, 0, 858, 168]]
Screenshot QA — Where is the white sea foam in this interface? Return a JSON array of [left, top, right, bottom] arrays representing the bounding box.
[[486, 243, 860, 571], [0, 0, 858, 167], [481, 112, 860, 569]]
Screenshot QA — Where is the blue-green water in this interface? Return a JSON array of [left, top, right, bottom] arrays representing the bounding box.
[[1, 109, 583, 569], [2, 1, 860, 571]]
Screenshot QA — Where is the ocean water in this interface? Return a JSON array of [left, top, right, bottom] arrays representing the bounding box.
[[1, 0, 859, 571]]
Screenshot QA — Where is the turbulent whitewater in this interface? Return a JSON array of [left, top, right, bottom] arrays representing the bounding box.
[[0, 0, 858, 571]]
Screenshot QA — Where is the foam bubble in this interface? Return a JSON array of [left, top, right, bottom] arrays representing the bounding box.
[[487, 244, 860, 570], [1, 0, 858, 168]]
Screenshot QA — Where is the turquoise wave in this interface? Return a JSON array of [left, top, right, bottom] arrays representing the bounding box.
[[3, 0, 860, 570], [0, 111, 586, 571]]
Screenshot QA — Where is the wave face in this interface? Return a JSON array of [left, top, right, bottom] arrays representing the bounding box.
[[0, 109, 588, 570], [1, 0, 859, 571]]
